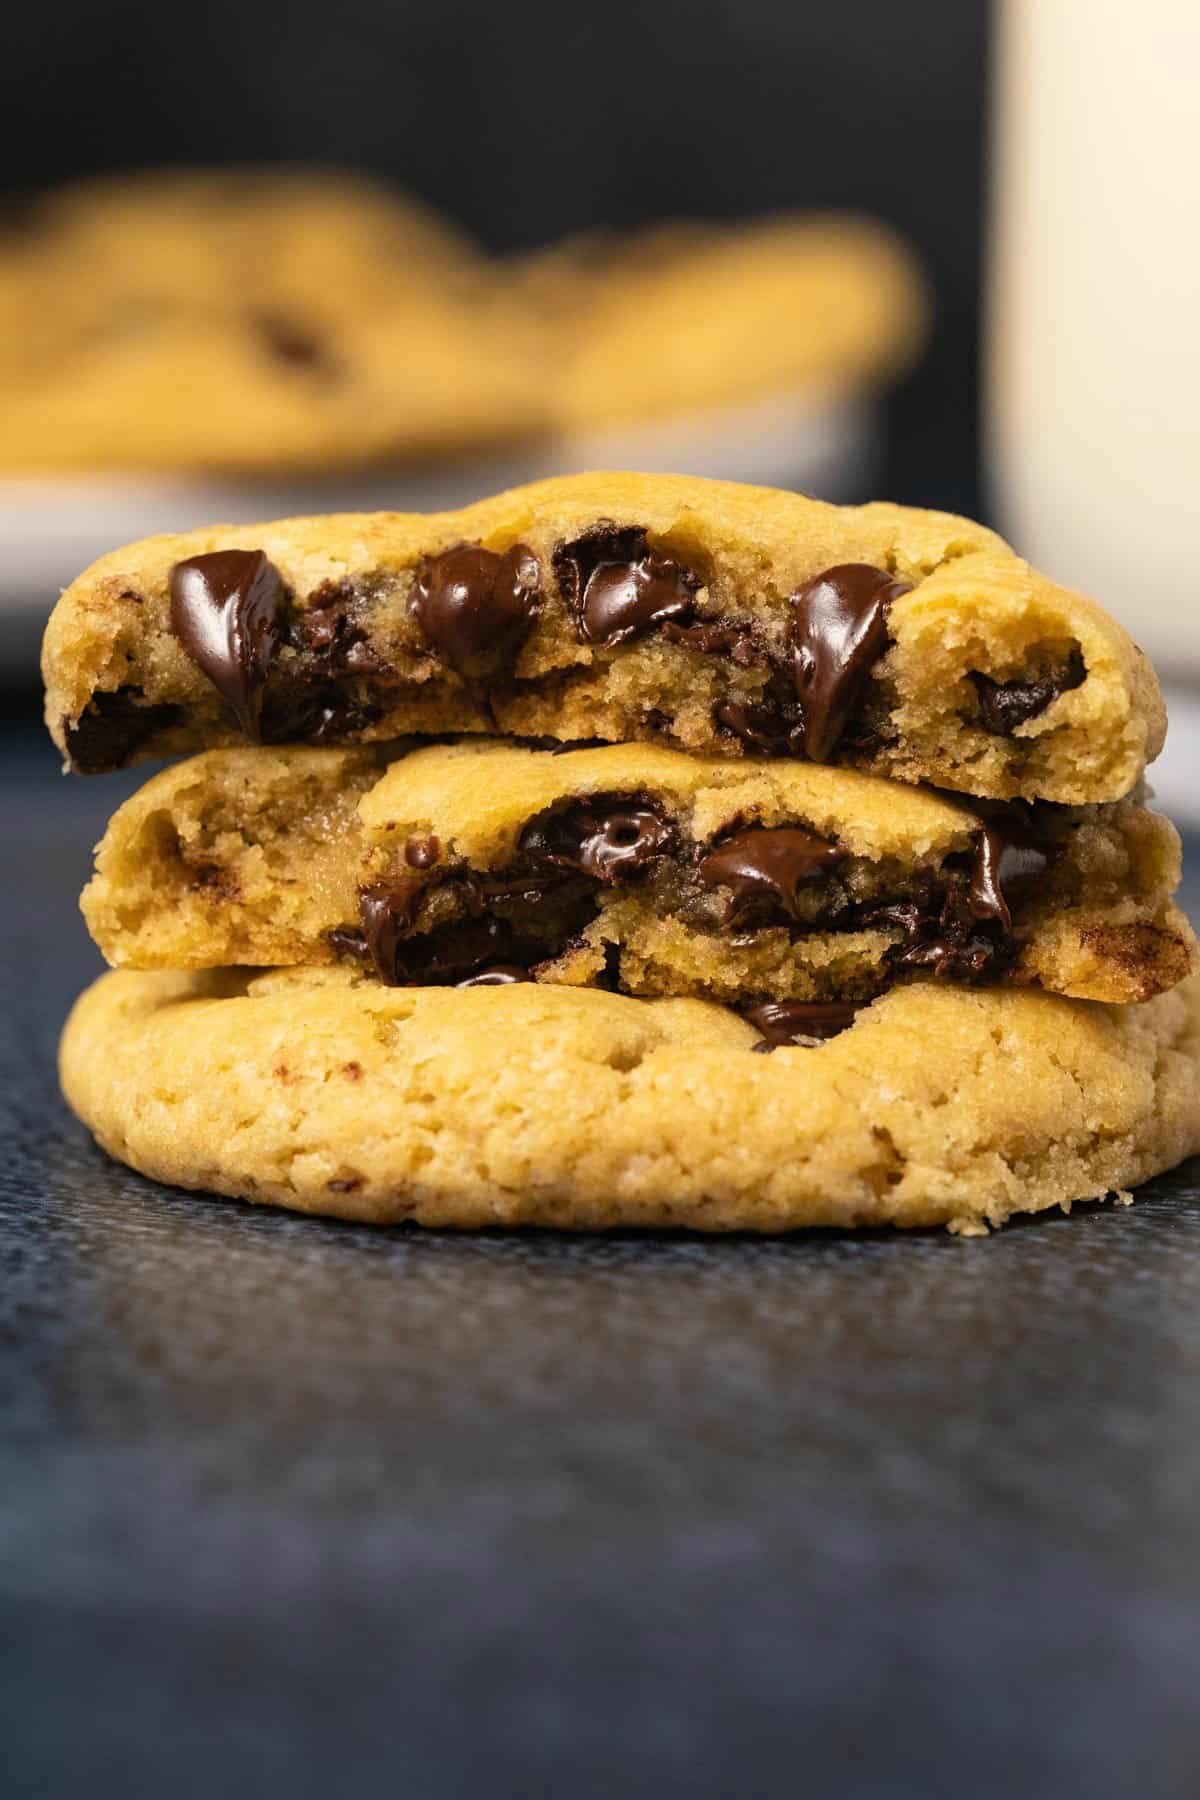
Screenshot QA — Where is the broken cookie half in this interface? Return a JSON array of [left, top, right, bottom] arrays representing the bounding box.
[[81, 742, 1196, 1034], [44, 472, 1163, 805]]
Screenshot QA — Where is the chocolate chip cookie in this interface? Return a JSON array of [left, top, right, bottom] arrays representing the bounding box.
[[81, 743, 1195, 1007], [59, 966, 1200, 1232], [0, 167, 544, 474], [43, 473, 1164, 803], [517, 213, 926, 431]]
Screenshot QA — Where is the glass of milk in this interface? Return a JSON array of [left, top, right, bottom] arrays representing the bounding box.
[[987, 0, 1199, 679]]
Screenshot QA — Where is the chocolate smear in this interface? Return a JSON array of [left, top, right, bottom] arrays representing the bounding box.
[[698, 826, 845, 924], [791, 563, 911, 761], [169, 548, 287, 738], [455, 965, 531, 987], [555, 525, 700, 647], [411, 543, 540, 677], [746, 999, 859, 1052], [358, 878, 430, 983], [518, 793, 673, 882], [967, 819, 1050, 931]]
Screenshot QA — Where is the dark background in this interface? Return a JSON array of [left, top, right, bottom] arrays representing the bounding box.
[[1, 0, 989, 521]]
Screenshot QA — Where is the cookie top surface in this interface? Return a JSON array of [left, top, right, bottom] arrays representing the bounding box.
[[359, 739, 977, 863], [42, 472, 1165, 805], [60, 967, 1200, 1235]]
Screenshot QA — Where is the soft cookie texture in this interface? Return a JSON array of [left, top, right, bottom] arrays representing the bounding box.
[[60, 967, 1200, 1234], [43, 472, 1164, 804], [81, 743, 1196, 1006]]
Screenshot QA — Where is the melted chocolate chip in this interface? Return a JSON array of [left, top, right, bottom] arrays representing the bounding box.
[[358, 877, 524, 985], [258, 678, 383, 747], [554, 525, 700, 647], [455, 965, 531, 987], [791, 563, 911, 762], [856, 810, 1049, 985], [888, 930, 1010, 983], [967, 820, 1050, 930], [971, 651, 1086, 735], [63, 689, 181, 773], [698, 827, 844, 924], [746, 999, 859, 1052], [404, 835, 440, 870], [411, 543, 540, 677], [518, 794, 673, 883], [169, 549, 287, 738], [395, 917, 515, 985], [358, 878, 430, 983]]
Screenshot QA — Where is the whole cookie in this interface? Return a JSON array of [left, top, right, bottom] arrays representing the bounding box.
[[60, 968, 1200, 1234], [0, 166, 544, 475]]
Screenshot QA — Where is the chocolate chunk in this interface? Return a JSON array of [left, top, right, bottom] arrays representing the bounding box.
[[972, 651, 1086, 735], [661, 618, 759, 665], [791, 563, 911, 761], [169, 548, 287, 738], [518, 794, 673, 883], [967, 820, 1050, 930], [296, 581, 382, 677], [746, 999, 859, 1052], [455, 965, 531, 987], [404, 835, 440, 870], [713, 699, 795, 757], [698, 826, 844, 924], [411, 543, 540, 677], [63, 689, 181, 773], [889, 930, 1010, 983], [554, 525, 700, 647]]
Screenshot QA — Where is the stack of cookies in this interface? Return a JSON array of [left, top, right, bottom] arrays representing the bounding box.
[[47, 474, 1200, 1233]]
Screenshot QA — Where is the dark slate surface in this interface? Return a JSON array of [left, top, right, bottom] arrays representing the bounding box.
[[3, 719, 1199, 1799]]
